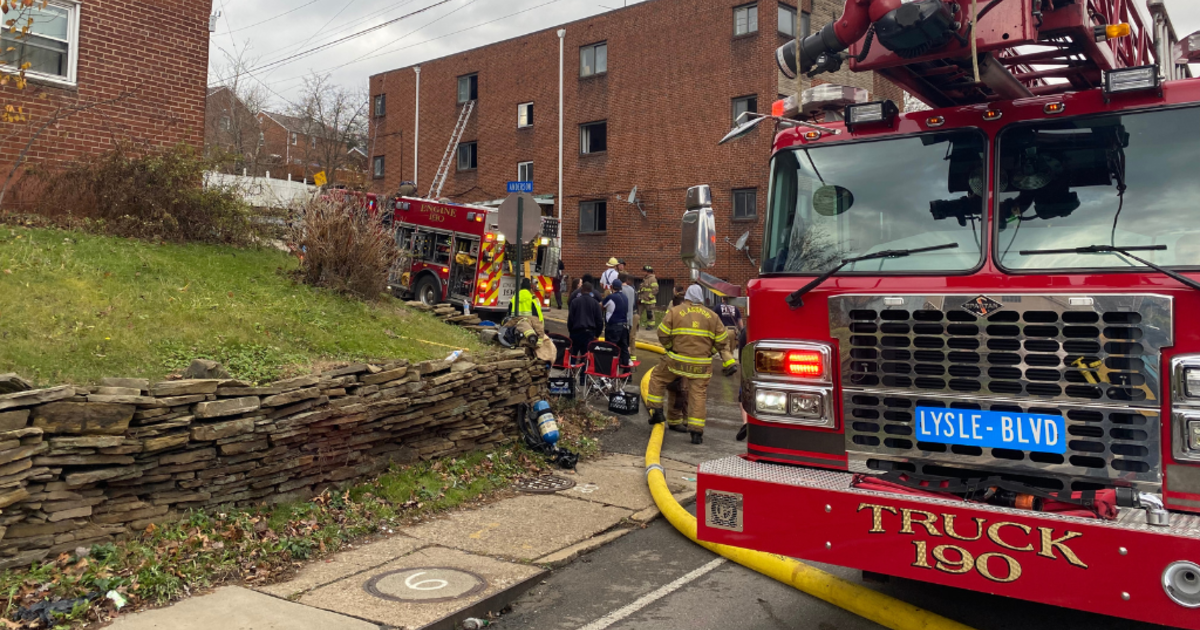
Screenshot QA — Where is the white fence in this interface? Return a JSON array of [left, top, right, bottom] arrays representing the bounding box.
[[203, 172, 317, 210]]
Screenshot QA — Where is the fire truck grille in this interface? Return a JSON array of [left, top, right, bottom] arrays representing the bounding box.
[[829, 294, 1173, 490]]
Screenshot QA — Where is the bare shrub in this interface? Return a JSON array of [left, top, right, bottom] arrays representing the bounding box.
[[288, 197, 399, 301], [29, 143, 253, 245]]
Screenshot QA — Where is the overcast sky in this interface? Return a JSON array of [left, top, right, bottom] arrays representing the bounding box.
[[207, 0, 1200, 109]]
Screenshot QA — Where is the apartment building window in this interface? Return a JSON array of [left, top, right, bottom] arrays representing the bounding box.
[[732, 95, 758, 126], [734, 3, 758, 36], [0, 0, 78, 85], [580, 121, 607, 154], [518, 102, 534, 128], [457, 142, 477, 171], [733, 188, 757, 220], [457, 73, 478, 103], [219, 116, 232, 132], [580, 42, 607, 77], [517, 161, 533, 183], [290, 133, 298, 146], [580, 200, 607, 234], [373, 156, 385, 179], [778, 4, 810, 38], [310, 136, 318, 149], [373, 94, 386, 117]]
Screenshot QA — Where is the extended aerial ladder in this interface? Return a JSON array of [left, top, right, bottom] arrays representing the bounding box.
[[777, 0, 1191, 110], [426, 99, 475, 200]]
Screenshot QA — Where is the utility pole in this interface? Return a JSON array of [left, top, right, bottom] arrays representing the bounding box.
[[414, 66, 421, 189], [557, 29, 565, 242]]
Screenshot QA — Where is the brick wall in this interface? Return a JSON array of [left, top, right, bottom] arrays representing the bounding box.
[[0, 351, 545, 570], [371, 0, 907, 290], [0, 0, 211, 208]]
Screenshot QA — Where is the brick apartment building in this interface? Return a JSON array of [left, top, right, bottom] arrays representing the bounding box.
[[369, 0, 900, 291], [0, 0, 212, 209]]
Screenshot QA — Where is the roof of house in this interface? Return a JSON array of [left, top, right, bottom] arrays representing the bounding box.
[[259, 111, 336, 139]]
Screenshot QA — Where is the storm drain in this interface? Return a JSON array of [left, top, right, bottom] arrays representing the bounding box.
[[514, 475, 576, 493]]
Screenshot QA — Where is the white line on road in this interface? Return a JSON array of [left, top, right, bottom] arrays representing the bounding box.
[[577, 558, 728, 630]]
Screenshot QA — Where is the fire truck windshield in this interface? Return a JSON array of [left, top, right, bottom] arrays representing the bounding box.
[[763, 129, 987, 275], [995, 105, 1200, 271]]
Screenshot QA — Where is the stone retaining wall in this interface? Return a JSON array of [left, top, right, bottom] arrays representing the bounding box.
[[0, 351, 546, 570]]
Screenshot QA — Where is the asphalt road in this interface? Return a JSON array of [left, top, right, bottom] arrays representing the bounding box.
[[527, 319, 1166, 630]]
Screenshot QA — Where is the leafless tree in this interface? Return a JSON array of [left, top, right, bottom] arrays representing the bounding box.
[[288, 72, 368, 187], [208, 47, 271, 176], [288, 72, 367, 184]]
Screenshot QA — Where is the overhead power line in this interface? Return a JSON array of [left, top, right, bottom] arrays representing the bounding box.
[[262, 0, 361, 78], [254, 0, 421, 68], [219, 0, 322, 36], [266, 0, 568, 88], [245, 0, 458, 75]]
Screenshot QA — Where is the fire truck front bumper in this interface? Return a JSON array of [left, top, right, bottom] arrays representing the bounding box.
[[697, 456, 1200, 629]]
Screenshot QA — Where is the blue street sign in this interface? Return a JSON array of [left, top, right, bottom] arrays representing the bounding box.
[[507, 181, 533, 194], [915, 407, 1066, 454]]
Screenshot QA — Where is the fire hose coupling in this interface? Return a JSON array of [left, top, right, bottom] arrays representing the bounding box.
[[1137, 492, 1171, 527], [645, 464, 664, 478]]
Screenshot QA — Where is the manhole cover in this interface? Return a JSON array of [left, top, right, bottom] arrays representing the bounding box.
[[364, 567, 488, 603], [514, 475, 576, 493]]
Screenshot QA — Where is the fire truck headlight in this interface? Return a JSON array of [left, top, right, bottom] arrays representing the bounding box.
[[1186, 368, 1200, 399], [789, 392, 823, 418], [755, 390, 788, 415], [1188, 419, 1200, 451]]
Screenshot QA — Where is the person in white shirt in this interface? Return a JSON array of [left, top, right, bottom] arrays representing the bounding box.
[[600, 257, 619, 295]]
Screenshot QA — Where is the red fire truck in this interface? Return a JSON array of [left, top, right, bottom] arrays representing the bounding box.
[[385, 195, 558, 315], [687, 1, 1200, 627]]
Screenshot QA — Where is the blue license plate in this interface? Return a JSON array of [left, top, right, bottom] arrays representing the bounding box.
[[915, 407, 1066, 454]]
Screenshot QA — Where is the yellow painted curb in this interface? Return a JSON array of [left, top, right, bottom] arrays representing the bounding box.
[[641, 370, 975, 630]]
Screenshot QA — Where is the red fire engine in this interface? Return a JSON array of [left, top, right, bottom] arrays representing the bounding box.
[[385, 195, 558, 314], [686, 1, 1200, 627]]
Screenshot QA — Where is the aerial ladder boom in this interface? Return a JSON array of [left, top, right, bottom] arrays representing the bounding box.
[[778, 0, 1186, 109], [427, 99, 475, 200]]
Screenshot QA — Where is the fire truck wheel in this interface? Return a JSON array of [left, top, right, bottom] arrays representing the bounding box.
[[414, 275, 441, 307]]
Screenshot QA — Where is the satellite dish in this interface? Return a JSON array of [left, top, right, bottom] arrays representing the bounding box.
[[627, 186, 638, 204], [734, 231, 750, 251]]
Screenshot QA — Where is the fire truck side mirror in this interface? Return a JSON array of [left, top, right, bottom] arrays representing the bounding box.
[[681, 185, 716, 272]]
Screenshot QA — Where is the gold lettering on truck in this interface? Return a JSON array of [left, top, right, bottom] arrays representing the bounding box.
[[986, 522, 1034, 552], [858, 502, 1087, 584], [943, 515, 986, 541], [857, 503, 897, 533]]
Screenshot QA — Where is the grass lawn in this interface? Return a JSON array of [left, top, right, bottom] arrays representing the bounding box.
[[0, 225, 481, 385]]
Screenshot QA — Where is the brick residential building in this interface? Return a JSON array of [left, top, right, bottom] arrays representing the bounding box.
[[369, 0, 901, 292], [0, 0, 212, 209], [258, 111, 367, 187], [206, 86, 264, 174]]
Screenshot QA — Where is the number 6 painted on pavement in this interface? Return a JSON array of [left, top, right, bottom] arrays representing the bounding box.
[[405, 571, 449, 591]]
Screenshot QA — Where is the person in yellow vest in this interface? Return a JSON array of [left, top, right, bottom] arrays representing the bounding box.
[[645, 284, 737, 444], [508, 277, 545, 347], [638, 266, 659, 330]]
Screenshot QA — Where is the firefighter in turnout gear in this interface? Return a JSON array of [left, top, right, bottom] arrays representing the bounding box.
[[638, 266, 659, 329], [646, 285, 737, 444], [508, 278, 545, 347]]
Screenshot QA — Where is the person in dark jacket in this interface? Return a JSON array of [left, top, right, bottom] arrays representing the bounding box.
[[567, 281, 604, 381], [601, 279, 631, 367]]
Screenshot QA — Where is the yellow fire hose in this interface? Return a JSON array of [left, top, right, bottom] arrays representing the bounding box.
[[640, 368, 975, 630]]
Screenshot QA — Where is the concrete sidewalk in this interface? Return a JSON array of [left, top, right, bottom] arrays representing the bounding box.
[[108, 453, 698, 630]]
